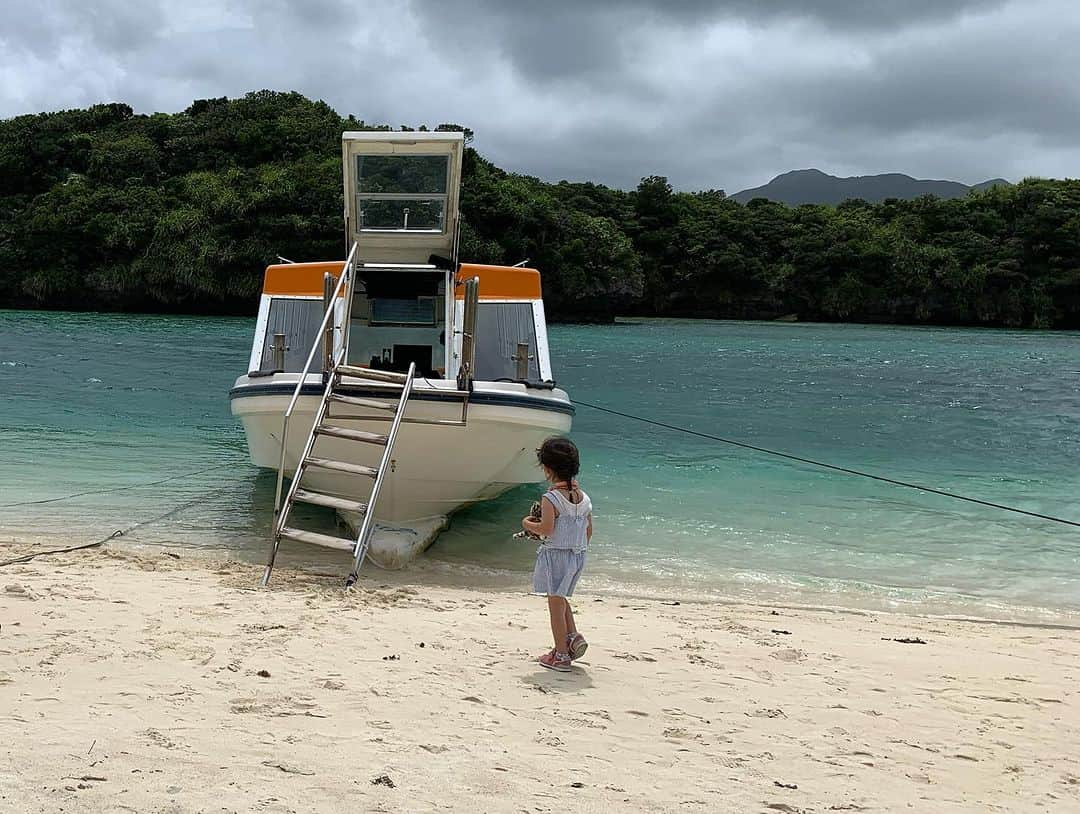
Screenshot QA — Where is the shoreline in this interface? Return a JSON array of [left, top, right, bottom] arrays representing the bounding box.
[[2, 541, 1078, 812], [6, 305, 1080, 333], [6, 529, 1080, 629]]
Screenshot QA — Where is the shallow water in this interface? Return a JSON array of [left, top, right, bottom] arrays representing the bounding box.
[[2, 310, 1078, 622]]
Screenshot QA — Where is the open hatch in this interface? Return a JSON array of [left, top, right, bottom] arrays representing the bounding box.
[[340, 132, 464, 378]]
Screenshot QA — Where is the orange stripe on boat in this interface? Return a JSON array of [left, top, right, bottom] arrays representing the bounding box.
[[263, 261, 346, 296], [455, 263, 542, 300]]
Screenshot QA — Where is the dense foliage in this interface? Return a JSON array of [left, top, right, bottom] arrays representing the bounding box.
[[2, 91, 1078, 327]]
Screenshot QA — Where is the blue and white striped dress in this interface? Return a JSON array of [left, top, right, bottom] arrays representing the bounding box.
[[532, 488, 592, 597]]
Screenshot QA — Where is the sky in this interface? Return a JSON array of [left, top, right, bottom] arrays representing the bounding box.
[[0, 0, 1077, 192]]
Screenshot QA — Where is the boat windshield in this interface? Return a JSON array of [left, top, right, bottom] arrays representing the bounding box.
[[356, 154, 449, 233]]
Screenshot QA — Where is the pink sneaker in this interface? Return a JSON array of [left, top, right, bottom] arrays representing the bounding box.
[[566, 633, 588, 661], [539, 650, 572, 672]]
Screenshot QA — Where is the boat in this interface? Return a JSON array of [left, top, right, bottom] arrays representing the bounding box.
[[229, 131, 573, 583]]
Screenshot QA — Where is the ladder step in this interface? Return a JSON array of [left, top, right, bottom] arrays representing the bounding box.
[[406, 418, 467, 427], [278, 526, 355, 552], [304, 457, 378, 478], [333, 415, 467, 427], [335, 388, 469, 400], [328, 393, 397, 412], [316, 425, 388, 445], [293, 489, 368, 514], [336, 364, 408, 384]]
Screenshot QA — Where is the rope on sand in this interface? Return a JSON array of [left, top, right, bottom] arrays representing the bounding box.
[[0, 485, 232, 568]]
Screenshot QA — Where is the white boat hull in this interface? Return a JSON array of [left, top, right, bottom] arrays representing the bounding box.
[[230, 375, 572, 566]]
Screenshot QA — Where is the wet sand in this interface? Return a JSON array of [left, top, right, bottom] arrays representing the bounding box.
[[1, 542, 1078, 813]]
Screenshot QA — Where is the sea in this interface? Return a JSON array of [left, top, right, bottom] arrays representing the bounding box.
[[2, 310, 1078, 623]]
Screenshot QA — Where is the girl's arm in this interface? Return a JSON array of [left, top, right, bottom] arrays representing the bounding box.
[[586, 513, 593, 542], [523, 495, 557, 538]]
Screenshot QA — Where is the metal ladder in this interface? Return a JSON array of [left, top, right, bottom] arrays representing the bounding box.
[[260, 245, 478, 588], [262, 361, 416, 588]]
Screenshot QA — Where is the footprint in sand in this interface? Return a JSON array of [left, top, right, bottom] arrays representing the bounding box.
[[229, 697, 265, 714], [688, 653, 722, 668], [662, 727, 693, 739], [562, 715, 608, 731], [143, 728, 179, 749], [535, 731, 564, 747], [770, 648, 806, 663], [750, 708, 787, 719], [4, 584, 40, 601]]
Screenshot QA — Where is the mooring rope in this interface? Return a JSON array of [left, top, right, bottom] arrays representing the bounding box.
[[0, 461, 236, 509], [0, 484, 233, 568], [575, 400, 1080, 529]]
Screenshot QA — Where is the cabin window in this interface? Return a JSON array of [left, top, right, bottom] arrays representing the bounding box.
[[346, 273, 446, 376], [474, 303, 541, 381], [258, 298, 324, 372], [371, 296, 437, 326], [356, 154, 449, 232]]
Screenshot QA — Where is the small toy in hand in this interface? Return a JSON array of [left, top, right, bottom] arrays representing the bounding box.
[[514, 500, 543, 539]]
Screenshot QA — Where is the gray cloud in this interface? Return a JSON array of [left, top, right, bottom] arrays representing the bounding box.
[[409, 0, 1009, 94], [416, 0, 1007, 32], [0, 1, 166, 57], [0, 0, 1075, 193]]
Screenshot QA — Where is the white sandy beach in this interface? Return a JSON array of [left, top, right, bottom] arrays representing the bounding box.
[[1, 542, 1078, 813]]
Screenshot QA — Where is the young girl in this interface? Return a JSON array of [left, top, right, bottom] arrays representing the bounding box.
[[522, 437, 593, 672]]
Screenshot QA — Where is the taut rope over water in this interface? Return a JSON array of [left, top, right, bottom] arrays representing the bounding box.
[[0, 461, 236, 509], [575, 400, 1080, 529]]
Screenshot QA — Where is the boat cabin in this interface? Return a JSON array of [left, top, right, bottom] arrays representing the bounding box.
[[245, 132, 553, 384]]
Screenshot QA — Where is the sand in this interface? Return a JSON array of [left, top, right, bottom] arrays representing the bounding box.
[[1, 542, 1078, 813]]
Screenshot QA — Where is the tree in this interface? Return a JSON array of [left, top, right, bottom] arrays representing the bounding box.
[[0, 92, 1078, 328]]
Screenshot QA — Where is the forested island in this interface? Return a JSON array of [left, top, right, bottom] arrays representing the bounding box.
[[1, 91, 1077, 327]]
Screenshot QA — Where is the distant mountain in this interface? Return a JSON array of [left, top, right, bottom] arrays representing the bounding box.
[[731, 169, 1011, 206], [971, 178, 1012, 193]]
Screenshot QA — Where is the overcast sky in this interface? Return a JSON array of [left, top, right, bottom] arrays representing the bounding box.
[[1, 0, 1077, 191]]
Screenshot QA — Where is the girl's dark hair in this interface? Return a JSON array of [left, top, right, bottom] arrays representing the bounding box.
[[537, 437, 580, 484]]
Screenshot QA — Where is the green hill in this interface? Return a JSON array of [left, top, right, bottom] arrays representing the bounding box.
[[1, 91, 1077, 328]]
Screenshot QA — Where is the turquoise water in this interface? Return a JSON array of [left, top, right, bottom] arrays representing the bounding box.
[[2, 309, 1079, 622]]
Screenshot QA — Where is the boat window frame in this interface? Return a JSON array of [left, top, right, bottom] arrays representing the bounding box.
[[369, 295, 439, 327], [254, 295, 327, 373], [455, 299, 552, 383], [354, 152, 452, 234]]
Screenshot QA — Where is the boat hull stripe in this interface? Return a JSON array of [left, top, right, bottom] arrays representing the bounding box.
[[229, 383, 576, 416]]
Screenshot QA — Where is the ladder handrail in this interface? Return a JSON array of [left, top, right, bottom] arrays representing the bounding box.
[[346, 362, 417, 586], [272, 241, 359, 523], [271, 369, 338, 538]]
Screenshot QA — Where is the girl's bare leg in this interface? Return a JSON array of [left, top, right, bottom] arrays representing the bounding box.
[[564, 602, 577, 637], [547, 596, 569, 651]]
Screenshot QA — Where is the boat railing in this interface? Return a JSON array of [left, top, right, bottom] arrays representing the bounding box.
[[457, 275, 479, 391], [272, 241, 360, 527], [347, 361, 417, 584]]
